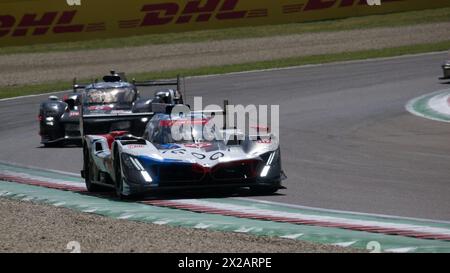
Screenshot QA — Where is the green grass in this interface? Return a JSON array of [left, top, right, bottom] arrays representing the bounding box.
[[2, 40, 449, 100], [0, 7, 449, 55]]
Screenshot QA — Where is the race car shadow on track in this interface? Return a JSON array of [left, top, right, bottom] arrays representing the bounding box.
[[38, 141, 82, 148], [38, 144, 81, 149], [81, 187, 285, 203]]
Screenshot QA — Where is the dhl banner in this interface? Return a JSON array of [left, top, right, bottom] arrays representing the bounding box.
[[0, 0, 449, 47]]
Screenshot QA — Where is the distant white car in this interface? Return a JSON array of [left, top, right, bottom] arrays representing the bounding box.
[[441, 60, 450, 80]]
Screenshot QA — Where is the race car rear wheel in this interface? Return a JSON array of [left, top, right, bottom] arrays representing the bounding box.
[[83, 146, 106, 192]]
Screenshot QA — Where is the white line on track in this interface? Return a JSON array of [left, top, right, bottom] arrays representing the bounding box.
[[194, 223, 212, 229], [384, 247, 418, 253], [0, 89, 72, 102], [0, 160, 81, 178], [332, 241, 357, 247], [0, 51, 446, 103], [280, 233, 303, 239], [188, 51, 447, 80]]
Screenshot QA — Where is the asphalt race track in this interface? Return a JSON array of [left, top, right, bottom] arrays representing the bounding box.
[[1, 52, 449, 221]]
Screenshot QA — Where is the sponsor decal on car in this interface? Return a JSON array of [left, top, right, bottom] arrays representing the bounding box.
[[88, 105, 113, 111], [184, 143, 214, 149], [127, 144, 147, 149]]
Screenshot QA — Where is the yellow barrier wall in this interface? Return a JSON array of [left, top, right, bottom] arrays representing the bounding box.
[[1, 0, 449, 47]]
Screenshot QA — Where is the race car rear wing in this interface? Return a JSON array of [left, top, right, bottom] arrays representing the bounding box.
[[80, 108, 154, 141], [72, 74, 181, 93], [133, 75, 181, 91]]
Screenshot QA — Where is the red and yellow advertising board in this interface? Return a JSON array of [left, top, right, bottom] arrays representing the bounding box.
[[0, 0, 449, 47]]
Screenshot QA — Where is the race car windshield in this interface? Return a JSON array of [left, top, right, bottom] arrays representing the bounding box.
[[183, 124, 220, 143], [86, 88, 135, 105], [151, 120, 223, 144]]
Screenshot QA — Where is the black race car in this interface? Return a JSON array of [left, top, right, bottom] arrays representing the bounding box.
[[38, 93, 82, 146], [38, 71, 183, 147]]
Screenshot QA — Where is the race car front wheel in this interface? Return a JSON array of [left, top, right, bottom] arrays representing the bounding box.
[[83, 146, 106, 192], [114, 150, 127, 199]]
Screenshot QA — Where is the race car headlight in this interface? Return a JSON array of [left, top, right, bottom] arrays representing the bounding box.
[[140, 170, 153, 183], [121, 154, 153, 183], [266, 152, 276, 165], [259, 151, 278, 177], [260, 165, 271, 177], [45, 116, 55, 126]]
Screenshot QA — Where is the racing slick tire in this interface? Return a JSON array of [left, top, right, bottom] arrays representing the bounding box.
[[83, 146, 107, 192]]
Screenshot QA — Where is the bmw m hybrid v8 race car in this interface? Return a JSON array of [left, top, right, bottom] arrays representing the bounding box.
[[38, 71, 182, 146], [81, 110, 285, 197]]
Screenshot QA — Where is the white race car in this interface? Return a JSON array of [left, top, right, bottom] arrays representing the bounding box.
[[81, 111, 286, 198], [441, 59, 450, 80]]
